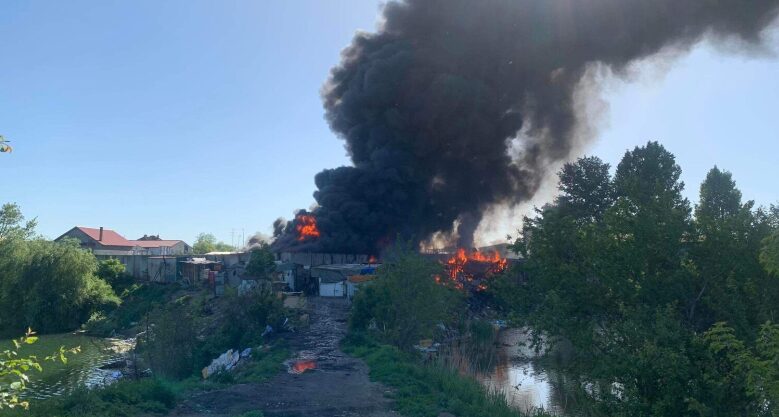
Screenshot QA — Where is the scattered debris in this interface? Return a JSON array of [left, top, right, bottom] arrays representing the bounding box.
[[202, 349, 242, 379]]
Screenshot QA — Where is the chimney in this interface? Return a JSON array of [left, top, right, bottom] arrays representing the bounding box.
[[99, 227, 104, 241]]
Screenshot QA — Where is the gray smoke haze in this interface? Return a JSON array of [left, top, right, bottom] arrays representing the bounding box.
[[273, 0, 779, 254]]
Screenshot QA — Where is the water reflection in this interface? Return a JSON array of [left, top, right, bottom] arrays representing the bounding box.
[[472, 328, 581, 416], [1, 333, 132, 399]]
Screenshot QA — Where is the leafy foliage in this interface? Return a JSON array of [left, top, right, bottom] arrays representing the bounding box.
[[760, 230, 779, 276], [497, 142, 779, 416], [96, 258, 131, 288], [139, 302, 198, 379], [0, 329, 78, 410], [193, 233, 234, 254], [4, 378, 176, 417], [342, 333, 549, 417], [350, 246, 463, 350], [245, 243, 276, 279], [0, 203, 36, 240], [0, 206, 119, 335]]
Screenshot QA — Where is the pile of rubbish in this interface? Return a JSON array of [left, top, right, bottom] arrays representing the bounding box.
[[201, 347, 252, 379]]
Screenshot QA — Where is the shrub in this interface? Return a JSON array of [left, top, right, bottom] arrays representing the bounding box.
[[139, 303, 198, 379], [9, 379, 176, 417], [350, 249, 463, 350], [342, 334, 544, 417], [0, 239, 119, 335]]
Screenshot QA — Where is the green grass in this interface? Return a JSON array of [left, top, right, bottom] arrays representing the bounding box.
[[342, 332, 551, 417], [1, 378, 176, 417], [234, 344, 290, 383], [83, 283, 181, 336]]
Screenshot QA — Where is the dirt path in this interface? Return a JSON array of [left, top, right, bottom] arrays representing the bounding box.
[[172, 298, 399, 417]]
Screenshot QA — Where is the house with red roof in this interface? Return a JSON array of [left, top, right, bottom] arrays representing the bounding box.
[[55, 227, 192, 256], [56, 226, 136, 253]]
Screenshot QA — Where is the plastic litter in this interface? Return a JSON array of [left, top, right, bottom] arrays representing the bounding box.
[[201, 349, 241, 379]]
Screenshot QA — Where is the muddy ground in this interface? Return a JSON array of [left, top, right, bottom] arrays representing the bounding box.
[[172, 298, 399, 417]]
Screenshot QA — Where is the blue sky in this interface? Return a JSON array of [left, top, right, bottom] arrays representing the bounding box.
[[1, 1, 778, 246]]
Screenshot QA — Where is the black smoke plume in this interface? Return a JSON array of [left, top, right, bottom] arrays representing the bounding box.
[[273, 0, 779, 254]]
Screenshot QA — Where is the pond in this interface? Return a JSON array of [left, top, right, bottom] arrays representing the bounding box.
[[1, 333, 133, 399], [472, 328, 585, 416]]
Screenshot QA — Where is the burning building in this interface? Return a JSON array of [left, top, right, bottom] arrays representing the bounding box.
[[429, 249, 511, 293], [271, 0, 779, 257]]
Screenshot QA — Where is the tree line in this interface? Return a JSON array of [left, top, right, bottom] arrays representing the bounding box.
[[494, 141, 779, 416], [0, 203, 119, 336]]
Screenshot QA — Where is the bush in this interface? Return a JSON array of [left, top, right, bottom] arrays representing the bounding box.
[[219, 287, 284, 348], [0, 239, 119, 335], [350, 249, 463, 350], [342, 333, 547, 417], [97, 258, 134, 291], [9, 379, 176, 417], [235, 344, 289, 383], [139, 303, 198, 379]]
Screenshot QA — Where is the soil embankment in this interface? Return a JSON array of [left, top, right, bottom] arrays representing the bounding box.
[[173, 298, 398, 417]]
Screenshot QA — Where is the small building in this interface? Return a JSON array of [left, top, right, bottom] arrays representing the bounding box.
[[276, 262, 304, 292], [133, 236, 192, 255], [55, 226, 192, 279], [310, 264, 379, 298], [56, 226, 135, 252], [178, 258, 221, 285]]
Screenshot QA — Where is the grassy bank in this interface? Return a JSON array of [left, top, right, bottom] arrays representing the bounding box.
[[342, 333, 551, 417], [0, 379, 176, 417], [0, 341, 288, 417]]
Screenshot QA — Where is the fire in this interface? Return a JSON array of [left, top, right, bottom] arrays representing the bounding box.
[[368, 255, 378, 264], [438, 248, 507, 292], [290, 359, 317, 374], [295, 214, 321, 241]]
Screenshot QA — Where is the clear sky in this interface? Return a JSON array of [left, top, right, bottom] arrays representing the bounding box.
[[1, 1, 778, 246]]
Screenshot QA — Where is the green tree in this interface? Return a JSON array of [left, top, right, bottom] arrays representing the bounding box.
[[0, 203, 36, 240], [609, 141, 692, 307], [350, 246, 463, 350], [140, 303, 197, 379], [0, 239, 119, 335], [704, 321, 779, 416], [556, 155, 614, 222], [760, 230, 779, 276], [96, 258, 126, 285], [690, 167, 770, 336], [245, 243, 276, 279], [193, 233, 234, 254]]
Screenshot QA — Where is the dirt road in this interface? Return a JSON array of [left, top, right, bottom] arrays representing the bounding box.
[[172, 298, 398, 417]]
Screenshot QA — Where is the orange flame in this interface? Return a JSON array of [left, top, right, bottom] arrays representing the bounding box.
[[290, 359, 317, 374], [438, 249, 507, 291], [295, 214, 321, 241]]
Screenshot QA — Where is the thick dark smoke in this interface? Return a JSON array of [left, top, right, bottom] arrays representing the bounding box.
[[273, 0, 779, 254]]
